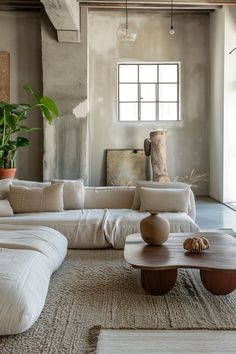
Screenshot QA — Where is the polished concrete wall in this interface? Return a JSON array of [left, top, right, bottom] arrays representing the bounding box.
[[88, 11, 210, 194], [0, 9, 210, 191], [223, 7, 236, 202], [210, 7, 236, 203], [41, 9, 88, 182], [209, 9, 224, 202], [0, 11, 43, 181]]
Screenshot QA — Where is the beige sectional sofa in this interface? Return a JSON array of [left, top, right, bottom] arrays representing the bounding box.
[[0, 179, 199, 249], [0, 179, 199, 335]]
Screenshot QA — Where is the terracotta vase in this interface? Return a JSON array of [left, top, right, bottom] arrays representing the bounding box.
[[140, 212, 170, 245], [0, 168, 16, 179]]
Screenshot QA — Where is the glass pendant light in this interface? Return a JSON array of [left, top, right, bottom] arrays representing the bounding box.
[[117, 0, 137, 42], [170, 0, 175, 35]]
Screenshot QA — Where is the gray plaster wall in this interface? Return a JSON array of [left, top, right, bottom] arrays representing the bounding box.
[[222, 7, 236, 202], [0, 11, 43, 181], [88, 11, 210, 194], [41, 8, 88, 182], [210, 7, 236, 203]]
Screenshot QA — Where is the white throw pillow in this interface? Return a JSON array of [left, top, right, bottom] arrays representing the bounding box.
[[0, 199, 14, 216], [9, 183, 64, 213], [132, 180, 190, 210], [0, 178, 13, 199], [51, 179, 85, 210], [139, 187, 190, 213]]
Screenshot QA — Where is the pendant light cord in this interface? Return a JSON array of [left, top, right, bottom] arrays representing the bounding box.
[[125, 0, 128, 28], [171, 0, 173, 29]]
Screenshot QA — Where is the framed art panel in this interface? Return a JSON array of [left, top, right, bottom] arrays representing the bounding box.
[[106, 149, 146, 186]]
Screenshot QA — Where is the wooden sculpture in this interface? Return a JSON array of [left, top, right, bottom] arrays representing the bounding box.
[[144, 129, 170, 182]]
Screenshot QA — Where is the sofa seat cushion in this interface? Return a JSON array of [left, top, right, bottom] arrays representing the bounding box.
[[104, 209, 200, 249], [0, 210, 111, 249], [105, 209, 199, 249], [0, 225, 67, 335], [0, 210, 199, 250]]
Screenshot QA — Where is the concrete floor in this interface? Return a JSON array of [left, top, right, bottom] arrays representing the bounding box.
[[196, 197, 236, 230]]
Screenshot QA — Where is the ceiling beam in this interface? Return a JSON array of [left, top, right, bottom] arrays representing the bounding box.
[[40, 0, 80, 43]]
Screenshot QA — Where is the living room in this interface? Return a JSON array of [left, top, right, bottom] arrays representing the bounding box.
[[0, 0, 236, 353]]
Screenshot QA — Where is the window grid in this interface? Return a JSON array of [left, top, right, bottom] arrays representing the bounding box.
[[118, 63, 180, 122]]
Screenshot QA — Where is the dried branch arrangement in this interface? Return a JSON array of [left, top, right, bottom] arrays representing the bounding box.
[[174, 169, 208, 188]]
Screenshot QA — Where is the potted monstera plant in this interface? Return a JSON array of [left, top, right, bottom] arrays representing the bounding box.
[[0, 85, 59, 178]]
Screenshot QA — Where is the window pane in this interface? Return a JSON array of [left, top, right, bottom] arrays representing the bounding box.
[[119, 103, 138, 121], [159, 64, 178, 82], [140, 84, 156, 102], [139, 65, 157, 83], [140, 103, 156, 121], [159, 84, 177, 101], [119, 84, 138, 101], [119, 65, 138, 83], [159, 103, 178, 120]]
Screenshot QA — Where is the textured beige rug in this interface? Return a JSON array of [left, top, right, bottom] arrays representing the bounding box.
[[0, 249, 236, 354]]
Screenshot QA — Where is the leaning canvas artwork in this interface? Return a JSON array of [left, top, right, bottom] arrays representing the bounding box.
[[106, 149, 146, 186]]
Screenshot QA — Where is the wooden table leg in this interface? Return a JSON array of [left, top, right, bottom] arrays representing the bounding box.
[[141, 268, 177, 295], [200, 269, 236, 295]]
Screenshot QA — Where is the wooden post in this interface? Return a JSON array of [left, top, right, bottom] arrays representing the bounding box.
[[144, 129, 170, 182]]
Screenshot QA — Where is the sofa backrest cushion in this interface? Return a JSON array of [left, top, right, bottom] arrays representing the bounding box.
[[132, 180, 190, 210], [0, 178, 13, 199], [140, 187, 190, 213], [0, 199, 14, 216], [12, 180, 50, 188], [51, 179, 85, 210], [9, 183, 64, 213], [84, 187, 135, 209]]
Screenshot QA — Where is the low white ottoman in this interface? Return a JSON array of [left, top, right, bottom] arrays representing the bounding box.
[[0, 225, 67, 335]]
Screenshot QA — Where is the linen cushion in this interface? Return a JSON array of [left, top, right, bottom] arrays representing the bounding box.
[[0, 199, 14, 216], [9, 183, 64, 213], [51, 179, 85, 210], [132, 180, 190, 210], [0, 179, 13, 199], [85, 187, 135, 209], [139, 187, 190, 213]]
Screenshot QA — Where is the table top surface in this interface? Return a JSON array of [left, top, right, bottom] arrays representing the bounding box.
[[124, 232, 236, 271]]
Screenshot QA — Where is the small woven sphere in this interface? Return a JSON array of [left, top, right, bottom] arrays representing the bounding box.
[[183, 236, 209, 253]]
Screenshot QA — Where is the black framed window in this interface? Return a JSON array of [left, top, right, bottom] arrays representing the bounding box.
[[118, 62, 180, 121]]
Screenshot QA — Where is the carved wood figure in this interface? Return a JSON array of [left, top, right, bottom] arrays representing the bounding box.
[[144, 129, 170, 182]]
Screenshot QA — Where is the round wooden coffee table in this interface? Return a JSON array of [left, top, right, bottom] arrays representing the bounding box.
[[124, 232, 236, 296]]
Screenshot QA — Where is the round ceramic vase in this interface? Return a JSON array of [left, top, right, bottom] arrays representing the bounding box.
[[140, 212, 170, 245]]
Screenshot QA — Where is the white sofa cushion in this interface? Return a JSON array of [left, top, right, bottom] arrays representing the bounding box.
[[0, 210, 110, 249], [9, 183, 64, 213], [85, 187, 135, 209], [12, 180, 50, 188], [0, 209, 199, 250], [139, 187, 190, 213], [0, 225, 67, 335], [0, 199, 14, 216], [0, 178, 12, 199], [132, 180, 191, 210], [51, 179, 85, 210], [104, 210, 200, 249]]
